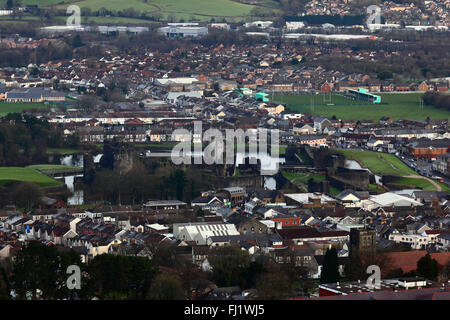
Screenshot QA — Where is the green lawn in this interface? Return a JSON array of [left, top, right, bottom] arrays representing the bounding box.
[[26, 164, 83, 174], [272, 93, 450, 121], [389, 177, 450, 192], [390, 177, 437, 191], [369, 183, 385, 193], [337, 149, 415, 176], [46, 0, 280, 22], [282, 172, 326, 184], [329, 185, 342, 196], [0, 167, 63, 187], [0, 102, 48, 116], [437, 182, 450, 192]]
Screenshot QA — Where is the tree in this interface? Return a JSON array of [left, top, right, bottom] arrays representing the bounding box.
[[72, 34, 84, 48], [344, 253, 365, 281], [196, 207, 204, 217], [255, 272, 292, 299], [320, 248, 340, 284], [10, 182, 42, 210], [12, 242, 60, 299], [0, 267, 10, 300], [172, 169, 187, 200], [208, 246, 251, 287], [87, 254, 156, 299], [147, 273, 186, 300], [99, 140, 116, 169], [78, 94, 97, 112], [417, 253, 439, 281], [377, 70, 393, 80], [55, 249, 84, 300]]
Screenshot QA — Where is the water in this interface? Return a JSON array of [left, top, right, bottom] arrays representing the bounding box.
[[264, 177, 276, 190], [54, 174, 84, 205], [57, 153, 101, 205], [93, 154, 103, 163], [60, 154, 83, 167], [59, 153, 102, 167]]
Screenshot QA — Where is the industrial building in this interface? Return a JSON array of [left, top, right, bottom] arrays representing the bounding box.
[[157, 26, 208, 38]]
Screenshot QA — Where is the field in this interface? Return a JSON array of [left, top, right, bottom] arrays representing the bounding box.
[[0, 102, 48, 116], [0, 167, 63, 187], [271, 93, 450, 121], [26, 164, 82, 174], [390, 177, 435, 191], [337, 149, 416, 176], [282, 172, 326, 184], [336, 149, 449, 191], [390, 177, 450, 192], [11, 0, 281, 22]]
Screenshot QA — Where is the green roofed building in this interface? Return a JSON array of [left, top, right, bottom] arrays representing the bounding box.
[[346, 88, 381, 104], [255, 92, 269, 102]]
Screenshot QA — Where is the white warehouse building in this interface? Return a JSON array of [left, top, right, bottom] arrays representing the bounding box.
[[157, 26, 208, 38], [173, 222, 240, 245]]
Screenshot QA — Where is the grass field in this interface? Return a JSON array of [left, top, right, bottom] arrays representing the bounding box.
[[336, 149, 450, 191], [390, 177, 436, 191], [0, 167, 63, 187], [336, 149, 416, 176], [369, 183, 385, 193], [272, 93, 450, 121], [0, 102, 48, 116], [11, 0, 281, 22], [26, 164, 82, 173], [282, 172, 326, 184]]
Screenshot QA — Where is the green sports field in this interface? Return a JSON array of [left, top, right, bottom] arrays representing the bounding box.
[[0, 102, 48, 116], [0, 167, 63, 187], [271, 92, 450, 121]]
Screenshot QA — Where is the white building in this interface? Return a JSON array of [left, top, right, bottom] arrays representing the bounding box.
[[157, 26, 208, 38], [154, 77, 199, 86], [172, 222, 240, 245], [361, 192, 423, 211], [209, 23, 230, 29], [285, 21, 305, 30], [388, 233, 436, 250], [244, 21, 273, 29]]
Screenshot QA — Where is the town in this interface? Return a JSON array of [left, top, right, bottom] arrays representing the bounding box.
[[0, 0, 449, 302]]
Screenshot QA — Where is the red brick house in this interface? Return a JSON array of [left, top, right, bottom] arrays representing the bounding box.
[[320, 81, 332, 92]]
